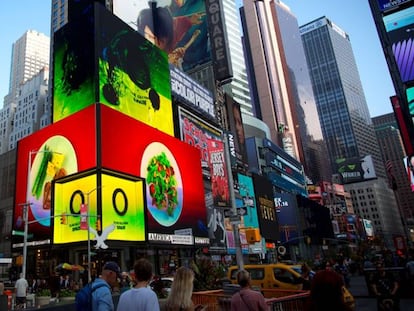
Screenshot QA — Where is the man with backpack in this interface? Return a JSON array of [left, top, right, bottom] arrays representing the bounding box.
[[76, 261, 121, 311]]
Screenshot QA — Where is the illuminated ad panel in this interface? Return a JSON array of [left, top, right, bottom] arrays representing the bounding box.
[[53, 170, 146, 244], [99, 106, 207, 242], [112, 0, 211, 73], [383, 6, 414, 84], [177, 107, 230, 208], [377, 0, 412, 12], [252, 174, 279, 241], [53, 4, 174, 136], [274, 192, 299, 244], [14, 105, 97, 239], [335, 155, 377, 184], [236, 174, 259, 229], [52, 20, 96, 122], [225, 94, 247, 166]]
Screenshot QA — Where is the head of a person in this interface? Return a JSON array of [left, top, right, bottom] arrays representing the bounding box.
[[376, 262, 385, 274], [133, 258, 153, 283], [302, 263, 310, 275], [237, 270, 251, 288], [137, 7, 174, 51], [102, 261, 121, 287], [310, 270, 345, 310], [166, 267, 194, 310]]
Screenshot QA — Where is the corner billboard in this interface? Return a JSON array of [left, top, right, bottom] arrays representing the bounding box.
[[335, 155, 376, 184], [53, 4, 174, 135]]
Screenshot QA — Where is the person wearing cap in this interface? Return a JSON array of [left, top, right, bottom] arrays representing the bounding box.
[[116, 258, 160, 311], [92, 261, 121, 311]]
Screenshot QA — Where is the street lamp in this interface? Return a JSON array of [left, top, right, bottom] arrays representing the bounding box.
[[21, 149, 59, 280]]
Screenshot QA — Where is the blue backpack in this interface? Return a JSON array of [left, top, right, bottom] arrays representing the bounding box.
[[75, 282, 109, 311]]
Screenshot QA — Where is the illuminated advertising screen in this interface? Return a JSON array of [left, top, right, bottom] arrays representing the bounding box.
[[252, 174, 279, 241], [383, 6, 414, 83], [177, 107, 230, 208], [236, 174, 259, 229], [225, 94, 247, 166], [335, 155, 377, 184], [274, 192, 299, 244], [53, 169, 146, 244], [53, 4, 174, 136], [112, 0, 211, 73], [377, 0, 412, 12], [14, 105, 97, 239], [99, 105, 207, 240]]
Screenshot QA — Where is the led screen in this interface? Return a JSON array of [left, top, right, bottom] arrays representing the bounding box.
[[383, 6, 414, 83], [274, 192, 299, 244], [377, 0, 412, 12], [99, 105, 207, 238], [14, 106, 97, 239], [53, 170, 146, 244], [335, 155, 376, 184], [112, 0, 211, 73], [53, 4, 174, 136]]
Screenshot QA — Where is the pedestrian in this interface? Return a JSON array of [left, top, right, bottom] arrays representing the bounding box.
[[307, 269, 353, 311], [405, 256, 414, 285], [163, 266, 202, 311], [299, 263, 312, 290], [14, 273, 29, 309], [230, 270, 267, 311], [371, 262, 399, 311], [92, 261, 121, 311], [116, 258, 160, 311]]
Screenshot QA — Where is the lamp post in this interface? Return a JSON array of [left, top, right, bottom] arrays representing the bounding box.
[[22, 149, 58, 280], [84, 187, 100, 283]]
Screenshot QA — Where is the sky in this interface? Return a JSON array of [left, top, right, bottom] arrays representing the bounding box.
[[0, 0, 395, 117]]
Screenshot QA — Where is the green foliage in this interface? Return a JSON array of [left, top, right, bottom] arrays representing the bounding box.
[[192, 256, 227, 291], [59, 288, 76, 297], [36, 288, 51, 297]]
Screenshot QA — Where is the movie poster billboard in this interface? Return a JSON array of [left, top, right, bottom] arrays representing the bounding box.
[[112, 0, 211, 73], [53, 4, 174, 136], [177, 107, 230, 208], [225, 94, 247, 166], [99, 105, 208, 242], [252, 174, 279, 241], [13, 106, 97, 241]]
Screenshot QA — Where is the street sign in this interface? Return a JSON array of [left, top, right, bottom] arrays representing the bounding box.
[[229, 214, 241, 224], [12, 230, 33, 239]]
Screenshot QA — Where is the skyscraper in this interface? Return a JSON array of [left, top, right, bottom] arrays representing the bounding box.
[[300, 16, 385, 179], [7, 30, 50, 101], [241, 0, 328, 183]]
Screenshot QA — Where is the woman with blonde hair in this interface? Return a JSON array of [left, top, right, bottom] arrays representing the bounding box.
[[163, 266, 201, 311]]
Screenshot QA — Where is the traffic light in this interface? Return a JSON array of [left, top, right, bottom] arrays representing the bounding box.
[[96, 218, 101, 231], [60, 214, 67, 225]]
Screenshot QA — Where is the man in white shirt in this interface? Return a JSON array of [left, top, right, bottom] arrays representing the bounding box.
[[15, 273, 29, 308]]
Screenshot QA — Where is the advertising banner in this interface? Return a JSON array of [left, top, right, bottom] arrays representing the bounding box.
[[14, 106, 97, 239], [100, 105, 207, 240], [252, 174, 279, 241], [112, 0, 211, 73], [53, 4, 174, 135], [274, 192, 299, 244], [225, 95, 247, 166], [335, 155, 376, 184], [53, 170, 146, 244], [383, 6, 414, 84]]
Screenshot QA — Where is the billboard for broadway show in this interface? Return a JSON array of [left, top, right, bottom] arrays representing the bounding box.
[[335, 155, 376, 184]]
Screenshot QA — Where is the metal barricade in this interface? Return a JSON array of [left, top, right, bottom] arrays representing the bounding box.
[[192, 289, 310, 311]]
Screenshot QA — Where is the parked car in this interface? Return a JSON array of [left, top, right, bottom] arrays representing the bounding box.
[[149, 276, 173, 297]]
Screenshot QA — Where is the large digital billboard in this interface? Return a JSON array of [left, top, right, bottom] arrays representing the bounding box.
[[274, 192, 299, 244], [376, 0, 412, 12], [383, 5, 414, 84], [99, 105, 207, 241], [335, 155, 376, 184], [14, 106, 97, 239], [112, 0, 211, 73], [53, 169, 146, 244], [252, 174, 279, 241], [53, 4, 174, 135]]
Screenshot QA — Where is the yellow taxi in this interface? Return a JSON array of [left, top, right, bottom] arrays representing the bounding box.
[[227, 263, 303, 290]]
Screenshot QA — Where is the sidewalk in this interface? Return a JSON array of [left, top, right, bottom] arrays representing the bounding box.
[[348, 274, 370, 297]]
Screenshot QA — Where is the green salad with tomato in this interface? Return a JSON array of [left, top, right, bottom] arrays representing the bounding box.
[[146, 152, 178, 216]]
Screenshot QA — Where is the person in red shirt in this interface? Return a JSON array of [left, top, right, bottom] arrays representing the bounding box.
[[230, 270, 267, 311]]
